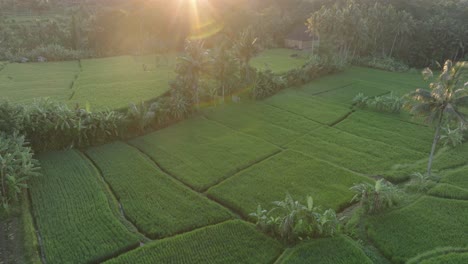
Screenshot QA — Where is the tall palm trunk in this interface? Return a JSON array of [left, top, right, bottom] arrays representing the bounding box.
[[389, 32, 398, 58], [427, 113, 444, 177]]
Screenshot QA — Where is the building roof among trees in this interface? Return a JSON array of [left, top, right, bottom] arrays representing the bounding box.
[[286, 25, 318, 41]]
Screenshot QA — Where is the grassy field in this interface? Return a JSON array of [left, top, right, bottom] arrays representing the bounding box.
[[129, 117, 280, 191], [0, 54, 176, 110], [250, 48, 309, 73], [31, 150, 140, 264], [0, 61, 79, 103], [70, 55, 176, 110], [207, 150, 373, 217], [105, 220, 283, 264], [25, 64, 468, 263], [367, 196, 468, 263], [85, 142, 233, 239], [277, 236, 373, 264]]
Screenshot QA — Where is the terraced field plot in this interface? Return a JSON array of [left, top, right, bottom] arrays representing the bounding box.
[[26, 65, 467, 263], [31, 150, 140, 264], [335, 110, 433, 153], [129, 117, 280, 191], [264, 89, 352, 125], [106, 220, 283, 264], [70, 55, 176, 110], [207, 150, 373, 217], [277, 236, 372, 264], [203, 102, 321, 146], [367, 196, 468, 263], [288, 126, 427, 179], [0, 61, 78, 102], [85, 142, 233, 239]]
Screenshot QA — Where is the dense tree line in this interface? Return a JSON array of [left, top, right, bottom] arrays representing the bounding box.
[[0, 0, 466, 66]]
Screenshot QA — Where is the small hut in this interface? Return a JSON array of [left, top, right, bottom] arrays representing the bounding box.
[[284, 25, 320, 52]]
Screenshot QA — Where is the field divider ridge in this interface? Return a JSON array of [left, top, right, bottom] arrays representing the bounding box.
[[79, 151, 152, 243], [68, 59, 82, 100], [263, 103, 329, 125], [308, 82, 356, 96], [205, 149, 284, 194], [25, 189, 47, 264], [98, 219, 237, 263], [123, 142, 257, 221], [329, 110, 355, 127]]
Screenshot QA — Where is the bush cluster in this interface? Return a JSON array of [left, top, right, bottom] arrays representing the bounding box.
[[0, 132, 40, 210], [5, 44, 92, 62], [250, 55, 345, 100], [353, 92, 405, 113], [250, 194, 341, 244], [353, 56, 410, 72]]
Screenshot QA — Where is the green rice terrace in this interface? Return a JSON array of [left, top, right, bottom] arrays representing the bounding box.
[[1, 1, 467, 261], [3, 56, 467, 263]]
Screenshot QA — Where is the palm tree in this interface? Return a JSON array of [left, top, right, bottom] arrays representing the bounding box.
[[176, 40, 210, 109], [211, 41, 238, 102], [234, 28, 260, 83], [406, 60, 468, 177]]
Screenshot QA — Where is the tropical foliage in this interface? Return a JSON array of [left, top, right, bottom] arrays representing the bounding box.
[[250, 194, 341, 243], [353, 92, 405, 113], [350, 179, 401, 214], [406, 60, 468, 177], [0, 133, 40, 210]]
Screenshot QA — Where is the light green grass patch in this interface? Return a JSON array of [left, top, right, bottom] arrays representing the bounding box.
[[264, 90, 352, 125], [0, 61, 78, 102], [31, 150, 139, 264], [335, 110, 433, 153], [207, 150, 373, 218], [203, 102, 321, 146], [277, 236, 372, 264], [288, 126, 426, 179], [367, 196, 468, 263], [105, 220, 284, 264], [315, 80, 389, 104], [70, 55, 176, 110], [250, 48, 308, 73], [129, 117, 280, 191], [441, 166, 468, 190], [85, 142, 233, 239], [428, 184, 468, 200], [419, 252, 468, 264]]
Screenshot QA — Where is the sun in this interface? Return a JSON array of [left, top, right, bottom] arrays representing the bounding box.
[[178, 0, 224, 40]]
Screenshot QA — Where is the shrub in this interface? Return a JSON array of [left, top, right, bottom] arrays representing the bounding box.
[[354, 56, 410, 72], [0, 100, 25, 135], [250, 70, 287, 100], [353, 92, 405, 113], [350, 179, 401, 214], [0, 132, 40, 211], [405, 172, 438, 193], [19, 99, 125, 151], [250, 193, 341, 244], [6, 45, 91, 62], [440, 124, 465, 147]]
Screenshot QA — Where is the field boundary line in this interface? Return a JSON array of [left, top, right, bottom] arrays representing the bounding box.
[[79, 151, 152, 242], [263, 103, 329, 125], [123, 142, 248, 220], [204, 149, 284, 194], [100, 219, 243, 263], [308, 82, 356, 96], [25, 190, 47, 264], [330, 110, 355, 127], [68, 60, 82, 100]]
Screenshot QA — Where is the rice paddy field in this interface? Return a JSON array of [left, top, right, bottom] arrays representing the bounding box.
[[16, 53, 468, 263], [0, 54, 176, 110]]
